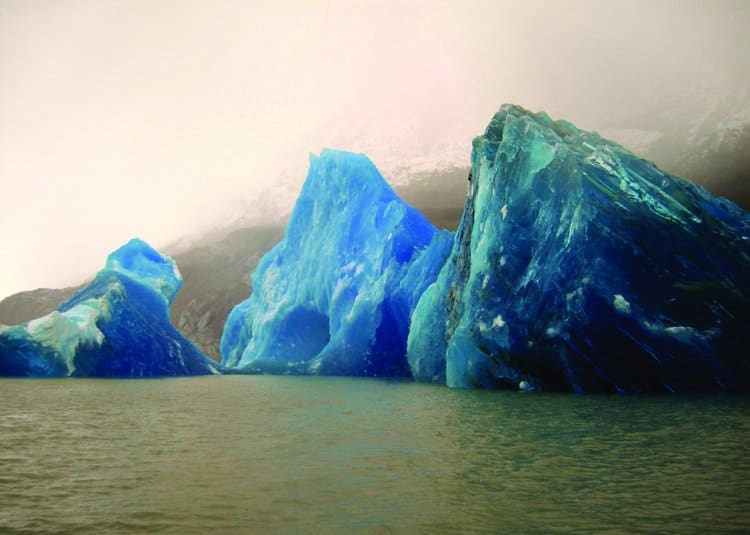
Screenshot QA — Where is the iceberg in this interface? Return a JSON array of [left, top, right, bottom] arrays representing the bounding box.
[[408, 104, 750, 393], [221, 149, 452, 376], [0, 238, 219, 377]]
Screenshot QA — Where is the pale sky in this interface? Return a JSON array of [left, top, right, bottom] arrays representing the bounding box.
[[1, 0, 748, 300]]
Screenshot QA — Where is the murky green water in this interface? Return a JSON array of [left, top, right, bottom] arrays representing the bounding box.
[[0, 376, 748, 533]]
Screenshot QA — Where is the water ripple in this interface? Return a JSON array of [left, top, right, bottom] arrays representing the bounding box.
[[0, 377, 747, 533]]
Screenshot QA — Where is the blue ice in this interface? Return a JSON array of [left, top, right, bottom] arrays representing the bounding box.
[[407, 105, 750, 393], [0, 238, 219, 377], [221, 149, 452, 376]]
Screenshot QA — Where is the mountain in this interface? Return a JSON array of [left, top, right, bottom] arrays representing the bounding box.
[[392, 166, 468, 231], [0, 286, 86, 325], [167, 225, 285, 361], [600, 82, 750, 210]]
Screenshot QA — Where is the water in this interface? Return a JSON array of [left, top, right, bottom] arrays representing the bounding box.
[[0, 376, 748, 533]]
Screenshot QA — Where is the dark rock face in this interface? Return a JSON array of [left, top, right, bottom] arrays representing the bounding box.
[[0, 286, 84, 326], [408, 104, 750, 393], [169, 226, 286, 361]]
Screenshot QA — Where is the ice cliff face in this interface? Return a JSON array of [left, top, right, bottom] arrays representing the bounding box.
[[408, 104, 750, 393], [0, 239, 219, 377], [221, 149, 452, 376]]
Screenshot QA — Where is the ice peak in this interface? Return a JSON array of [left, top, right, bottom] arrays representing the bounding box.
[[104, 238, 182, 304], [305, 149, 398, 200]]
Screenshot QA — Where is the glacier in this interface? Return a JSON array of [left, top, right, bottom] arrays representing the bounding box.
[[0, 238, 219, 377], [408, 104, 750, 393], [221, 149, 452, 376]]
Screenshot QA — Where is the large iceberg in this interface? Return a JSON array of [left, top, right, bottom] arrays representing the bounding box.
[[221, 149, 452, 376], [0, 239, 219, 377], [408, 104, 750, 393]]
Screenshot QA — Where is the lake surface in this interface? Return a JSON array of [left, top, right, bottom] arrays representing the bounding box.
[[0, 376, 748, 533]]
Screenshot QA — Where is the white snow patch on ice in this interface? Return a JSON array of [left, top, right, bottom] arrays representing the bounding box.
[[613, 294, 631, 314], [492, 315, 506, 328]]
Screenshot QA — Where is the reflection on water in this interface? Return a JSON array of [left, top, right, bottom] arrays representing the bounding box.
[[0, 376, 748, 533]]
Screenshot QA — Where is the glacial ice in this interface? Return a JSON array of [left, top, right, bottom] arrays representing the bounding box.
[[408, 104, 750, 393], [221, 149, 452, 376], [0, 238, 219, 377]]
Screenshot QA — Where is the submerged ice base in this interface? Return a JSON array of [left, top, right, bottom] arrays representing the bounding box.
[[0, 239, 219, 377], [221, 149, 452, 376], [408, 105, 750, 393]]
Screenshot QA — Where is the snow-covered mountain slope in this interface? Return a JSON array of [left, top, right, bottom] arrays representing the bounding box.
[[599, 81, 750, 209]]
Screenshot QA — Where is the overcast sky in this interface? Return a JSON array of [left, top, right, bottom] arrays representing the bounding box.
[[1, 0, 748, 300]]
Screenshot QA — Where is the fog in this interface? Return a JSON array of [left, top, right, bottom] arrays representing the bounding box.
[[1, 0, 748, 299]]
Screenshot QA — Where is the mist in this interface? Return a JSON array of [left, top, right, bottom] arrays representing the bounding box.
[[1, 0, 748, 300]]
